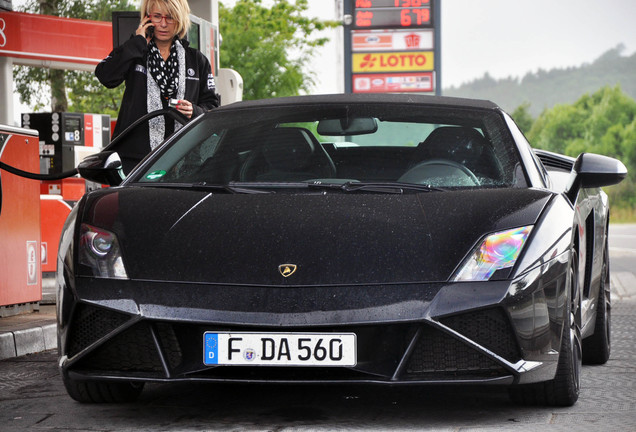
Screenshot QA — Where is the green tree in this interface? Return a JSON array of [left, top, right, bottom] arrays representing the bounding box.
[[511, 102, 534, 134], [219, 0, 339, 100], [528, 86, 636, 207], [14, 0, 136, 115]]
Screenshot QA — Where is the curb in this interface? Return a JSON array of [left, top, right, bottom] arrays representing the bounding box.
[[0, 323, 57, 361], [0, 313, 57, 360]]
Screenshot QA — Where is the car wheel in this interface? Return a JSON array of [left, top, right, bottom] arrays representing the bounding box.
[[583, 238, 611, 364], [509, 254, 582, 406], [62, 373, 144, 403]]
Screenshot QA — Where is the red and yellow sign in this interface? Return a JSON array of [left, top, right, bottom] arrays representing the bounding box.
[[352, 51, 433, 73], [352, 29, 433, 51], [353, 72, 433, 93]]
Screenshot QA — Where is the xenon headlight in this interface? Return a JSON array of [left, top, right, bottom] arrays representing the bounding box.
[[79, 223, 128, 279], [453, 226, 533, 282]]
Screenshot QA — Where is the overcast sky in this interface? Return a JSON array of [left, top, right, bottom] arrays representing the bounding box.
[[10, 0, 636, 122], [306, 0, 636, 92]]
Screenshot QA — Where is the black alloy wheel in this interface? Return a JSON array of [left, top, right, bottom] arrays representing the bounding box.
[[583, 236, 611, 364], [509, 252, 582, 406]]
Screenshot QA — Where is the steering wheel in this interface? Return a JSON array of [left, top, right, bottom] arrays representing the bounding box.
[[398, 159, 480, 186]]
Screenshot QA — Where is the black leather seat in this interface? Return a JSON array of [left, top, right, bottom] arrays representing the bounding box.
[[409, 126, 489, 167], [240, 128, 336, 181], [399, 126, 500, 185]]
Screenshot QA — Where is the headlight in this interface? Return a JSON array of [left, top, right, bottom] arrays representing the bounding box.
[[78, 223, 128, 279], [453, 226, 532, 282]]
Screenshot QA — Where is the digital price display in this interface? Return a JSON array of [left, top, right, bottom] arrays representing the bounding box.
[[354, 0, 432, 29]]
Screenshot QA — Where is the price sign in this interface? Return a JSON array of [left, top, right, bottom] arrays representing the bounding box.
[[354, 0, 432, 29], [345, 0, 440, 95]]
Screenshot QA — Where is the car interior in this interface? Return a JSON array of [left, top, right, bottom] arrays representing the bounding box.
[[138, 112, 518, 188]]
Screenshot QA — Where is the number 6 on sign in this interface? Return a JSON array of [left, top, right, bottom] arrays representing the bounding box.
[[203, 332, 357, 366]]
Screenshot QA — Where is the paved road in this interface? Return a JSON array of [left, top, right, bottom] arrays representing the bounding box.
[[1, 225, 635, 431]]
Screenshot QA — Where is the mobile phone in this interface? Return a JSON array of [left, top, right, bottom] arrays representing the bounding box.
[[144, 15, 154, 38], [169, 99, 179, 108]]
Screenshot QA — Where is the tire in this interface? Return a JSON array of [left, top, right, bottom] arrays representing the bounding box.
[[509, 255, 582, 406], [583, 238, 611, 365], [62, 373, 144, 403]]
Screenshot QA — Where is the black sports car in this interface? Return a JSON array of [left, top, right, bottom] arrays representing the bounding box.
[[58, 94, 627, 406]]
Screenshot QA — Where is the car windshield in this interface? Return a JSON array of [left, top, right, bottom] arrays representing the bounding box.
[[130, 102, 527, 190]]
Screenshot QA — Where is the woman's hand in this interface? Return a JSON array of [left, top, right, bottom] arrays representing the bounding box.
[[136, 16, 154, 43], [175, 100, 194, 119]]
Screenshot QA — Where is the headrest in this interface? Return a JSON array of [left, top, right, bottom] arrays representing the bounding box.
[[261, 128, 315, 171], [413, 126, 487, 163]]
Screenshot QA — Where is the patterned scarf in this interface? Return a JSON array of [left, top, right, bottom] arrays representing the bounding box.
[[146, 39, 186, 150], [147, 40, 179, 99]]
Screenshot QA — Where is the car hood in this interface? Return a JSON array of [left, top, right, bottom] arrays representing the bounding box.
[[79, 187, 552, 285]]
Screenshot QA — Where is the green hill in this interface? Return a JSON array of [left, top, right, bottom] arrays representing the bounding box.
[[443, 45, 636, 117]]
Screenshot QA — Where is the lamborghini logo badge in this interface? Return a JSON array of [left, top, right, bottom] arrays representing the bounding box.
[[278, 264, 297, 277]]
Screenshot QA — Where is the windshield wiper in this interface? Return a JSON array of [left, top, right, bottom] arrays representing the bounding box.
[[346, 181, 443, 193], [145, 181, 444, 194], [138, 182, 273, 194], [223, 181, 444, 194], [308, 181, 444, 194], [192, 182, 275, 194]]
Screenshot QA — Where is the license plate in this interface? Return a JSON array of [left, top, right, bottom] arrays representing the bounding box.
[[203, 332, 356, 366]]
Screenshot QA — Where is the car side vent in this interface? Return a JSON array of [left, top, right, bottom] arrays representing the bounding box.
[[405, 324, 508, 380], [439, 308, 521, 363], [74, 322, 165, 373], [534, 150, 574, 172], [67, 304, 130, 357]]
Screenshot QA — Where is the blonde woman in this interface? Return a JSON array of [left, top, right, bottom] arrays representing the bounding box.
[[96, 0, 220, 172]]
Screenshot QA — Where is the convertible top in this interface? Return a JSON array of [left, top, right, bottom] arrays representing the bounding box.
[[214, 93, 500, 112]]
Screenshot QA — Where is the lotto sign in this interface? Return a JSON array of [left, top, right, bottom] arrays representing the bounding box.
[[352, 51, 434, 73]]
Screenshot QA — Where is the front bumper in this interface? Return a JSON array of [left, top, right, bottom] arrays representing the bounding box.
[[58, 253, 569, 387]]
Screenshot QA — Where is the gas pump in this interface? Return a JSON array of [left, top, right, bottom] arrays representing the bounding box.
[[0, 125, 41, 316], [21, 112, 110, 176], [21, 113, 110, 287], [1, 0, 242, 312]]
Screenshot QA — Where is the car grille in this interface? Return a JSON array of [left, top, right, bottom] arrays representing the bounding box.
[[76, 322, 165, 372], [405, 325, 508, 379], [67, 304, 130, 357], [67, 305, 520, 382], [68, 304, 183, 373], [404, 308, 521, 380], [439, 308, 521, 362], [72, 321, 184, 373]]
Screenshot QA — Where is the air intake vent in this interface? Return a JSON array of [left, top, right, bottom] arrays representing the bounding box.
[[439, 308, 521, 362], [67, 304, 130, 357], [405, 324, 508, 380], [535, 150, 574, 171]]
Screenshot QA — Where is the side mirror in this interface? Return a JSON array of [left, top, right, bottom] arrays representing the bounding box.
[[77, 151, 125, 186], [566, 153, 627, 201]]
